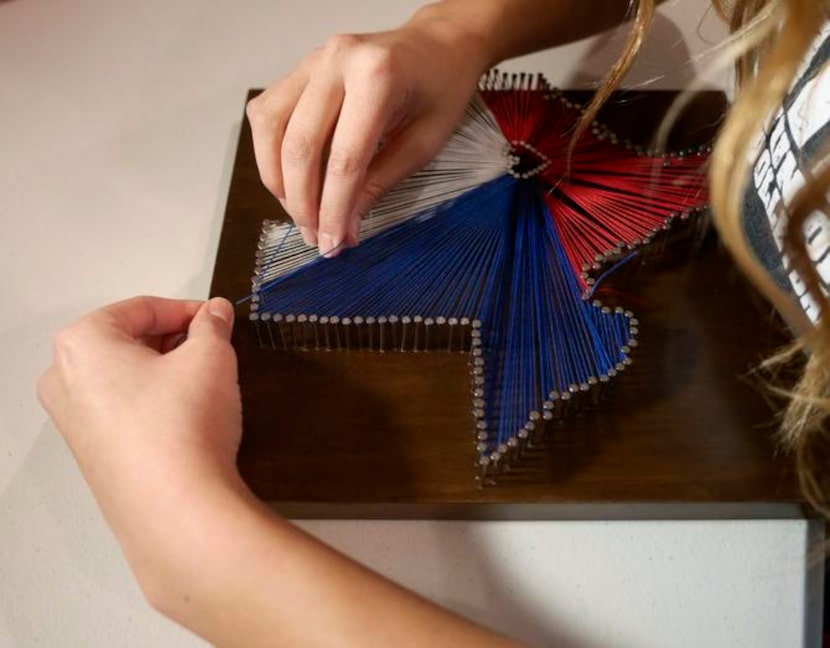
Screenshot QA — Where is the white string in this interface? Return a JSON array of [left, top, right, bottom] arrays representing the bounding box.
[[255, 93, 511, 287]]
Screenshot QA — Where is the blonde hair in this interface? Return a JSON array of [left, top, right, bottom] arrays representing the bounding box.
[[710, 0, 830, 518], [587, 0, 830, 515]]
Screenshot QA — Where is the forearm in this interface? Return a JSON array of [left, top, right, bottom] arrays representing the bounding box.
[[407, 0, 633, 70], [143, 485, 521, 647]]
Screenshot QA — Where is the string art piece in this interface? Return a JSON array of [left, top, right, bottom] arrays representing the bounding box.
[[246, 72, 710, 483]]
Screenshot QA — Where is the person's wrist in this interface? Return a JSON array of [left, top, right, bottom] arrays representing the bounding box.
[[404, 2, 497, 73], [131, 472, 264, 613]]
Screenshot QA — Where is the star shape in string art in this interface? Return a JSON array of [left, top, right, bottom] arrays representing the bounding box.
[[247, 73, 710, 482]]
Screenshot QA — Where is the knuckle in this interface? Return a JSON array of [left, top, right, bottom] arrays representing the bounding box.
[[316, 210, 346, 236], [282, 131, 316, 165], [289, 208, 314, 228], [215, 343, 238, 367], [51, 314, 101, 362], [326, 147, 364, 179], [357, 45, 397, 82], [258, 170, 284, 198], [130, 294, 155, 312], [323, 33, 360, 57], [284, 197, 315, 227], [52, 325, 80, 357], [246, 92, 286, 134], [125, 296, 156, 332], [48, 327, 84, 380], [361, 179, 388, 206], [245, 96, 265, 124]]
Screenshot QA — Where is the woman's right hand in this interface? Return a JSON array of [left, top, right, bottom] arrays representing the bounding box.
[[246, 6, 491, 257]]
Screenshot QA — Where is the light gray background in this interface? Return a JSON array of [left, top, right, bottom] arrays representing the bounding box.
[[0, 1, 820, 646]]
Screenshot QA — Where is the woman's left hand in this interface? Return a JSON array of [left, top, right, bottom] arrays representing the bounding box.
[[37, 296, 246, 590]]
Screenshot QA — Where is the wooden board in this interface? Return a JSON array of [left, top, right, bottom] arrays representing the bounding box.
[[210, 90, 803, 519]]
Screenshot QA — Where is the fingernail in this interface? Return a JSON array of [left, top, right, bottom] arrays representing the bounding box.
[[319, 233, 343, 259], [298, 226, 317, 246], [208, 297, 233, 325]]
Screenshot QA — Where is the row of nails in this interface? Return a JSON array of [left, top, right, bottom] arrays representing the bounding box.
[[469, 328, 634, 484], [578, 207, 709, 289], [473, 78, 714, 161], [249, 312, 483, 353]]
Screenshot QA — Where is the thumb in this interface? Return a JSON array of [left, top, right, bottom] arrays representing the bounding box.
[[187, 297, 235, 343]]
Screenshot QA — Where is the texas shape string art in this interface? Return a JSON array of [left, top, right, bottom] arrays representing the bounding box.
[[246, 72, 710, 483]]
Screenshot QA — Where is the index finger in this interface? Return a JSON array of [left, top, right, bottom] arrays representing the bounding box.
[[317, 80, 395, 253], [247, 75, 307, 201], [90, 296, 204, 340]]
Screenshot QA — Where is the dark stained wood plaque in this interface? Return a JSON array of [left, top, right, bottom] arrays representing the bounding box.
[[210, 90, 804, 519]]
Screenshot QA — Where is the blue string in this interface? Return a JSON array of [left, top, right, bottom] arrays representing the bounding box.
[[253, 174, 631, 459], [588, 251, 640, 298]]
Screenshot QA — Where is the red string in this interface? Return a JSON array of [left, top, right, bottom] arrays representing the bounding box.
[[481, 75, 709, 290]]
